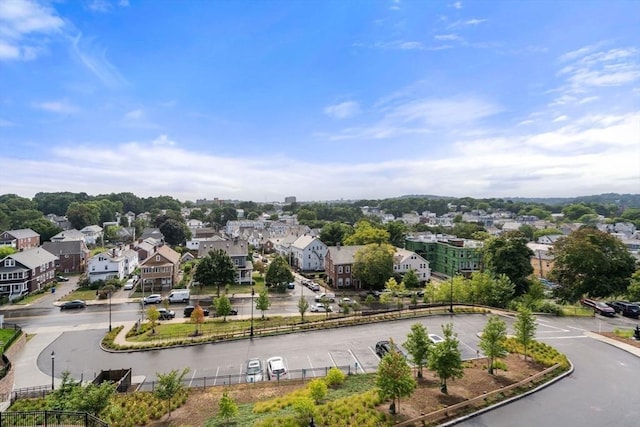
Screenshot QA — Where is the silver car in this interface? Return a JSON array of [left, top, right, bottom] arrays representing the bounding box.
[[245, 358, 263, 383]]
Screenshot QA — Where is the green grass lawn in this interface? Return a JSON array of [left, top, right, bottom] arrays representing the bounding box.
[[60, 289, 99, 301], [11, 292, 47, 305], [0, 328, 17, 345], [559, 304, 594, 317]]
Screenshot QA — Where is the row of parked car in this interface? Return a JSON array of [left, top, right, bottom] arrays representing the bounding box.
[[581, 298, 640, 318], [301, 279, 321, 292], [245, 356, 287, 383]]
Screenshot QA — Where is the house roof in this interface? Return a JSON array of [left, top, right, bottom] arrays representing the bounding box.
[[292, 235, 321, 250], [198, 239, 248, 258], [42, 240, 88, 256], [2, 228, 39, 239], [81, 225, 103, 233], [327, 245, 365, 265], [141, 245, 180, 265], [8, 248, 58, 269], [51, 229, 86, 241], [394, 248, 424, 264]]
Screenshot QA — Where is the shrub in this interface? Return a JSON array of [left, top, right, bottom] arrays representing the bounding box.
[[308, 378, 328, 403], [325, 367, 346, 388]]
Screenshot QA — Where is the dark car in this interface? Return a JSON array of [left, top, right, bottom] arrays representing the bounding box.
[[60, 300, 86, 310], [157, 308, 176, 320], [287, 282, 296, 289], [581, 298, 616, 317], [605, 301, 625, 313], [616, 301, 640, 318], [184, 305, 210, 317], [374, 340, 406, 358]]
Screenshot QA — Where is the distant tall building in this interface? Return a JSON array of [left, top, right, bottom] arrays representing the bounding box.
[[284, 196, 296, 204]]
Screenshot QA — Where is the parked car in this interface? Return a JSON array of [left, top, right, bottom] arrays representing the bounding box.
[[287, 282, 296, 289], [184, 305, 210, 317], [60, 300, 86, 310], [581, 298, 616, 317], [143, 294, 162, 304], [245, 358, 264, 383], [157, 308, 176, 320], [616, 301, 640, 318], [308, 282, 320, 291], [310, 303, 333, 312], [428, 334, 445, 344], [266, 356, 287, 380], [56, 275, 69, 282], [338, 297, 354, 307], [605, 301, 625, 313], [315, 292, 335, 302], [374, 340, 406, 358], [123, 279, 135, 290]]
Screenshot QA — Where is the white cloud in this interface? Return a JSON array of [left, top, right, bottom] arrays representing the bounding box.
[[374, 40, 424, 50], [323, 101, 361, 119], [0, 0, 65, 61], [34, 100, 77, 114], [125, 109, 144, 120], [451, 2, 463, 9], [87, 0, 112, 13], [448, 18, 487, 28], [70, 33, 127, 88], [434, 34, 461, 41], [552, 115, 568, 122]]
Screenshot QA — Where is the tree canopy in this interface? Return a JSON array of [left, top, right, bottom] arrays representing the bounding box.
[[478, 315, 508, 375], [375, 339, 416, 415], [194, 249, 237, 296], [551, 227, 636, 301], [344, 220, 390, 245], [265, 255, 294, 291], [483, 231, 534, 296], [353, 243, 395, 290], [427, 323, 464, 394]]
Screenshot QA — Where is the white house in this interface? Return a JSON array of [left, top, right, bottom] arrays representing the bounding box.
[[291, 235, 328, 272], [87, 246, 139, 283], [80, 225, 103, 246], [393, 248, 431, 282]]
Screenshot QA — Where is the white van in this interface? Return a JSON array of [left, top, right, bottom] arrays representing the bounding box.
[[167, 290, 190, 303]]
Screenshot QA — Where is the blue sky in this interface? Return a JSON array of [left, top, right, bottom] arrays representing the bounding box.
[[1, 0, 638, 203]]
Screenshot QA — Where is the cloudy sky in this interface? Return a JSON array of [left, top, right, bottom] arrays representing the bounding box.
[[0, 0, 638, 203]]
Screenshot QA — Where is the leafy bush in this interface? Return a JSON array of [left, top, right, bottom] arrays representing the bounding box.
[[308, 378, 328, 403], [325, 367, 346, 388]]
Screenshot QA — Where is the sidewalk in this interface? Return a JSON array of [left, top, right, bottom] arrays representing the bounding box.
[[584, 331, 640, 357]]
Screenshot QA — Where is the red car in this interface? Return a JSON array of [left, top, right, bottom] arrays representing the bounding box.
[[581, 298, 616, 317]]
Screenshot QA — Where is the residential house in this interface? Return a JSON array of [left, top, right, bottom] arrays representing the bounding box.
[[0, 248, 58, 300], [187, 219, 204, 230], [51, 229, 86, 243], [133, 239, 156, 261], [41, 240, 90, 274], [537, 234, 564, 245], [0, 229, 40, 251], [87, 246, 139, 283], [198, 239, 253, 284], [393, 248, 431, 282], [290, 235, 327, 272], [80, 225, 103, 246], [45, 213, 72, 230], [528, 242, 554, 279], [139, 228, 164, 243], [139, 245, 180, 292]]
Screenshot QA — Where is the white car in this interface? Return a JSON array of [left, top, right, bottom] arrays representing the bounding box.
[[429, 334, 445, 344], [266, 356, 287, 380], [143, 294, 162, 304], [310, 303, 333, 312], [123, 279, 135, 290], [245, 358, 263, 383], [314, 292, 335, 302]]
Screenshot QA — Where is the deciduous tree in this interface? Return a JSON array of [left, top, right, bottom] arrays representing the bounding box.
[[428, 323, 464, 394], [479, 316, 508, 374], [376, 339, 416, 415], [403, 323, 431, 377], [194, 249, 237, 297], [256, 288, 271, 319], [514, 307, 536, 361], [353, 243, 395, 290], [217, 391, 239, 425], [483, 231, 534, 296], [146, 306, 160, 334], [190, 304, 205, 336], [344, 220, 390, 245], [215, 294, 233, 321], [297, 295, 309, 322], [154, 368, 189, 418]]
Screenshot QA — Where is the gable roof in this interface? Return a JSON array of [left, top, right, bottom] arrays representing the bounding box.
[[198, 239, 248, 258], [42, 240, 88, 256], [141, 245, 180, 265], [327, 245, 365, 265], [7, 248, 58, 269], [2, 228, 39, 239], [51, 229, 86, 242], [292, 235, 322, 250]]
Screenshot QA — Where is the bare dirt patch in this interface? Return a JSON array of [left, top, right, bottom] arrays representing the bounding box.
[[149, 354, 546, 427]]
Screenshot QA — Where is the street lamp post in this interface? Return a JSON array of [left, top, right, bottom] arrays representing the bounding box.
[[108, 289, 112, 332], [50, 351, 55, 390], [250, 286, 255, 338]]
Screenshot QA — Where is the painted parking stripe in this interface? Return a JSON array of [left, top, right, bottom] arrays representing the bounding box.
[[188, 369, 198, 387], [212, 366, 220, 386], [307, 355, 318, 377], [349, 349, 366, 374], [328, 351, 337, 367]]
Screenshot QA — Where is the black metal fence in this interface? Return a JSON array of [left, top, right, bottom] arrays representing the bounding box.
[[0, 323, 23, 354], [0, 410, 108, 427]]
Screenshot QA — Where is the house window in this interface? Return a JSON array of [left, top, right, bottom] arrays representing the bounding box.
[[338, 266, 343, 274], [4, 259, 15, 267], [337, 278, 343, 287], [345, 266, 350, 273], [345, 278, 350, 286], [156, 255, 161, 262]]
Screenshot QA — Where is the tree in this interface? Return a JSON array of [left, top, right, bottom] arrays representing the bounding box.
[[514, 307, 536, 361], [24, 217, 61, 243], [403, 323, 431, 378], [256, 288, 271, 319], [159, 218, 190, 246], [385, 221, 408, 247], [562, 203, 596, 221], [344, 220, 390, 245], [384, 277, 406, 309], [628, 270, 640, 301], [154, 368, 189, 418], [376, 339, 416, 415], [194, 249, 237, 297], [0, 246, 17, 258], [297, 295, 309, 322], [479, 316, 508, 375], [253, 260, 266, 276], [307, 378, 328, 403], [483, 231, 534, 296], [190, 304, 206, 336], [352, 243, 395, 290], [402, 269, 420, 290], [292, 396, 316, 425], [428, 323, 464, 394], [146, 306, 160, 334], [72, 381, 117, 417], [215, 294, 233, 321], [66, 201, 100, 230], [319, 221, 352, 246], [551, 227, 636, 301], [265, 255, 293, 291], [217, 391, 239, 426]]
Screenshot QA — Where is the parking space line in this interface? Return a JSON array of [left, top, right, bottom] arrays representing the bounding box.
[[369, 346, 381, 360], [459, 339, 476, 354], [348, 349, 366, 374], [238, 364, 244, 384], [307, 355, 317, 377], [212, 366, 220, 386], [328, 351, 337, 367], [188, 369, 197, 388]]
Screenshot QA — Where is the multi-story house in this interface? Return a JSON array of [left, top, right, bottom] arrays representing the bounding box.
[[527, 242, 554, 279], [0, 228, 40, 251], [80, 225, 103, 246], [324, 245, 431, 290], [50, 229, 87, 243], [405, 234, 483, 277], [290, 235, 327, 272], [41, 240, 90, 274], [198, 239, 253, 284], [139, 245, 180, 292], [0, 248, 58, 300], [87, 246, 139, 283]]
